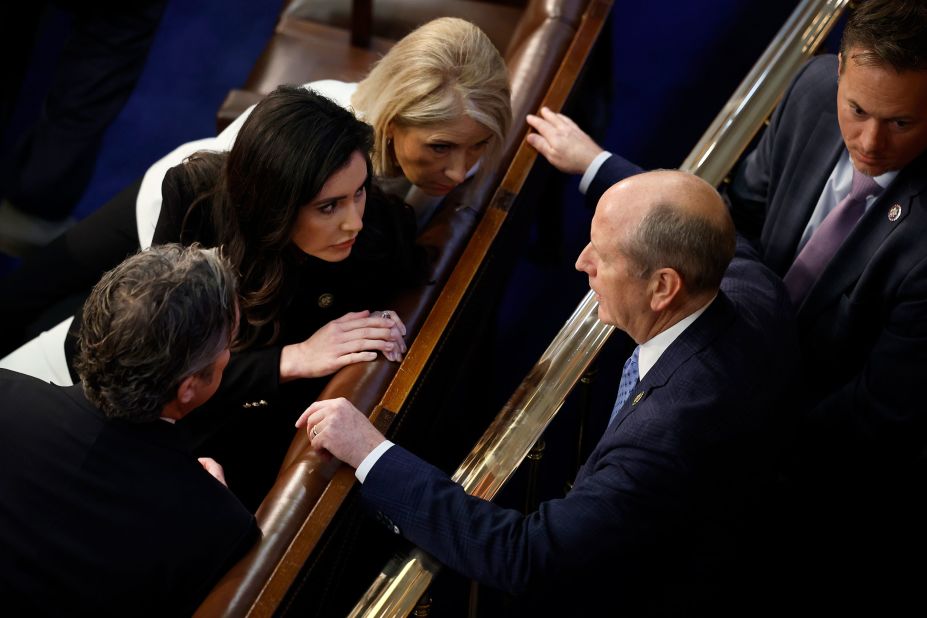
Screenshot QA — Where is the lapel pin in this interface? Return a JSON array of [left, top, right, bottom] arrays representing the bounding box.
[[888, 204, 901, 222], [632, 392, 645, 406]]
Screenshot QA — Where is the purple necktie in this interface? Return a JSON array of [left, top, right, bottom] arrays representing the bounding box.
[[784, 168, 882, 305]]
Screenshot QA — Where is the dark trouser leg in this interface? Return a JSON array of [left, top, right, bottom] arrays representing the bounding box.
[[0, 4, 46, 138], [4, 1, 167, 219], [0, 177, 142, 356]]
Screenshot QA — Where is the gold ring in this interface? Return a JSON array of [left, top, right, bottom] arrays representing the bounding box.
[[311, 427, 319, 438]]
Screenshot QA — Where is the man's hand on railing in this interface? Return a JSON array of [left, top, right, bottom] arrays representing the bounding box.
[[296, 397, 386, 469]]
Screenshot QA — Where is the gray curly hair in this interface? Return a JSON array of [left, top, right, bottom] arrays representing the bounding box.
[[74, 244, 238, 422]]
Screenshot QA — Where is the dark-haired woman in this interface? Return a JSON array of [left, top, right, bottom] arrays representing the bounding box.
[[3, 86, 423, 507]]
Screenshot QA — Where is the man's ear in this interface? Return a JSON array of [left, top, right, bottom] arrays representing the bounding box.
[[649, 268, 683, 312], [162, 374, 201, 421], [176, 374, 199, 406]]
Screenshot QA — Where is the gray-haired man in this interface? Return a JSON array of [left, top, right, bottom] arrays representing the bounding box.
[[0, 244, 258, 617]]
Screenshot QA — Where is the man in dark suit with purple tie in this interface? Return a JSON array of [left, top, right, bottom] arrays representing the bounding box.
[[295, 170, 796, 615]]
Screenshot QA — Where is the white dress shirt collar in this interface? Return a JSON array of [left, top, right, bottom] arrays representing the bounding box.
[[638, 295, 715, 380]]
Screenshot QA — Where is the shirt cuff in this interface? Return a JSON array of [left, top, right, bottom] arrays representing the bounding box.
[[579, 151, 613, 195], [355, 440, 394, 483]]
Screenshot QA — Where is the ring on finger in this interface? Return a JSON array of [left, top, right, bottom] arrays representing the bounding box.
[[311, 426, 319, 439]]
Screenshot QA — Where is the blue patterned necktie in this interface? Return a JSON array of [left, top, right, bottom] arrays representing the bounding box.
[[784, 168, 882, 305], [609, 346, 640, 425]]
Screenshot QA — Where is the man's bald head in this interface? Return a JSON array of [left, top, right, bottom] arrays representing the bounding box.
[[599, 170, 735, 296]]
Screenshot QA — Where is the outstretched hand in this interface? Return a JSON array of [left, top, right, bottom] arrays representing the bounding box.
[[279, 310, 407, 382], [526, 107, 604, 175], [296, 397, 386, 469]]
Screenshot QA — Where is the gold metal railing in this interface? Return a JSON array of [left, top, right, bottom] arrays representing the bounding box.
[[349, 1, 850, 616], [682, 0, 849, 184]]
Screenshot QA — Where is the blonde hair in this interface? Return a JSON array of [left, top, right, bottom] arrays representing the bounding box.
[[352, 17, 512, 183]]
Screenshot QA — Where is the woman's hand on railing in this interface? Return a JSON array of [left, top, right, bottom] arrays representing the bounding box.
[[526, 106, 604, 175], [279, 310, 406, 382], [372, 310, 407, 362]]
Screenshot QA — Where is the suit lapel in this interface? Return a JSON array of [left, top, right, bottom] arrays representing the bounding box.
[[764, 112, 844, 274], [609, 294, 735, 432], [800, 154, 927, 319]]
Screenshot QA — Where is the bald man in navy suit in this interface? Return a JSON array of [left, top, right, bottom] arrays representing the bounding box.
[[295, 171, 796, 615]]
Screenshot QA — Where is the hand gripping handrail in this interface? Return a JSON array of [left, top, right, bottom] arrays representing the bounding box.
[[348, 1, 849, 616]]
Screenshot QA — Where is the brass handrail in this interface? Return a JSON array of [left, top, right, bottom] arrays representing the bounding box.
[[349, 1, 849, 616], [682, 0, 849, 184]]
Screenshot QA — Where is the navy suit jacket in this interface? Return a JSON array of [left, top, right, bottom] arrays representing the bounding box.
[[0, 370, 258, 617], [360, 243, 796, 614], [590, 55, 927, 464]]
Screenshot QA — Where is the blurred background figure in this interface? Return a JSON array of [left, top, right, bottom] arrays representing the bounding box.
[[0, 0, 168, 255]]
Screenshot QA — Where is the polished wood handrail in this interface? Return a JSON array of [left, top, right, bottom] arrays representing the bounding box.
[[347, 1, 849, 616]]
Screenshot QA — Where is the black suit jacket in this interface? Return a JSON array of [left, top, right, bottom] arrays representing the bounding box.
[[360, 242, 796, 615], [0, 370, 258, 617], [590, 55, 927, 463]]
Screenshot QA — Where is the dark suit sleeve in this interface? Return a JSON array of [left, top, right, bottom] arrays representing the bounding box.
[[210, 345, 284, 410], [585, 154, 644, 209], [362, 436, 685, 595], [808, 255, 927, 455]]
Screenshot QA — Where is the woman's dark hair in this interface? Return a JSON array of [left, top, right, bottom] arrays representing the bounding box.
[[182, 85, 374, 349]]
